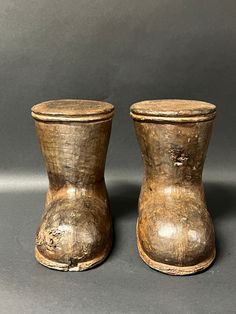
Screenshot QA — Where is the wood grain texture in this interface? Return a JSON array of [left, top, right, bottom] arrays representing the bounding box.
[[32, 100, 114, 271], [130, 99, 216, 275]]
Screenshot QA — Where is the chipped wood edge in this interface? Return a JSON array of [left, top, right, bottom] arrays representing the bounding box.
[[35, 242, 112, 272]]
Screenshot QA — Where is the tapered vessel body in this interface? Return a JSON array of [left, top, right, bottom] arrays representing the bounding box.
[[130, 99, 216, 275], [32, 99, 114, 271]]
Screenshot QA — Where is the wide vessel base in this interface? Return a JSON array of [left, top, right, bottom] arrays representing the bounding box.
[[137, 233, 216, 276], [35, 245, 111, 272]]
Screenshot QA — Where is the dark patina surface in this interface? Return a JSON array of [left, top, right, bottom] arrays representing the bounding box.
[[32, 99, 114, 271], [130, 99, 216, 275]]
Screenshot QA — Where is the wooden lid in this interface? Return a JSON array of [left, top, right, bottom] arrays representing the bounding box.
[[32, 99, 114, 122], [130, 99, 216, 122]]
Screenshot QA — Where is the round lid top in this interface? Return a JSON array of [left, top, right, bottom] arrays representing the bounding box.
[[32, 99, 114, 122], [130, 99, 216, 122]]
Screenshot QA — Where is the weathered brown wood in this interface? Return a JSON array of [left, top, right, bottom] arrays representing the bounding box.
[[130, 99, 216, 275], [32, 99, 114, 271]]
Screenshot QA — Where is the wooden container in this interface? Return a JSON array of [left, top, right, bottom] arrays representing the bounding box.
[[130, 99, 216, 275], [32, 99, 114, 271]]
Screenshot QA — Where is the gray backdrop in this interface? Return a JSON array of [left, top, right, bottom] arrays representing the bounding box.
[[0, 1, 235, 313]]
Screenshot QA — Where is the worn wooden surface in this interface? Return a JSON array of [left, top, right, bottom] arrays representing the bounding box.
[[32, 99, 114, 271], [131, 99, 216, 275]]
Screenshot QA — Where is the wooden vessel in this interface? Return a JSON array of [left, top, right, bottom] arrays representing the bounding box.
[[32, 99, 114, 271], [130, 99, 216, 275]]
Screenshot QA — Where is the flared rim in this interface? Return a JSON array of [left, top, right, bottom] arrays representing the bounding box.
[[130, 99, 216, 122], [31, 99, 114, 122]]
